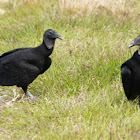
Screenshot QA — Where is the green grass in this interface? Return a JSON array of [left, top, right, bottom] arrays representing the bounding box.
[[0, 0, 140, 139]]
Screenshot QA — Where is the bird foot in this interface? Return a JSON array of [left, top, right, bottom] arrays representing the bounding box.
[[137, 104, 139, 111], [27, 91, 36, 101]]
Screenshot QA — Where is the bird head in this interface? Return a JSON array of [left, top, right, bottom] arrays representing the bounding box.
[[128, 35, 140, 48], [43, 29, 62, 49]]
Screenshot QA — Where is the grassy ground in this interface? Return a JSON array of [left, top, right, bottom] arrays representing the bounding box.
[[0, 0, 140, 139]]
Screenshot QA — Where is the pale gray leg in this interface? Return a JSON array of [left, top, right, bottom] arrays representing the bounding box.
[[22, 86, 36, 101], [27, 90, 35, 100], [137, 104, 139, 111]]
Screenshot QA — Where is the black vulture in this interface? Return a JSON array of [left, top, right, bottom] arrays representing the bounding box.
[[0, 29, 62, 99], [121, 35, 140, 110]]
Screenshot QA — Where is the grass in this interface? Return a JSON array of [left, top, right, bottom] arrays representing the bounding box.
[[0, 0, 140, 139], [59, 0, 140, 16]]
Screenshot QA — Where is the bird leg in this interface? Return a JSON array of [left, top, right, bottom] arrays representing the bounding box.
[[137, 103, 139, 111], [26, 91, 35, 100], [22, 86, 35, 100]]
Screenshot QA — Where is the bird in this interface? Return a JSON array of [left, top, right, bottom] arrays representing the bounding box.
[[0, 29, 62, 100], [121, 35, 140, 110]]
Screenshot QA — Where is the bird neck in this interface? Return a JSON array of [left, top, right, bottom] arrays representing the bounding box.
[[36, 42, 54, 56], [44, 38, 55, 49]]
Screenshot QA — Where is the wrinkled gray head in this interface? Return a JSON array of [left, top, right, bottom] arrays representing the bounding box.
[[43, 29, 62, 49], [128, 35, 140, 48]]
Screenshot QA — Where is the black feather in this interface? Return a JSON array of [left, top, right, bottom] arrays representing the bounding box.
[[0, 29, 62, 98], [121, 35, 140, 103]]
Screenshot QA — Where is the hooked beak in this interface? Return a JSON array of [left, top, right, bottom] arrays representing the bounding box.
[[58, 36, 63, 40], [128, 41, 135, 48], [55, 33, 63, 40]]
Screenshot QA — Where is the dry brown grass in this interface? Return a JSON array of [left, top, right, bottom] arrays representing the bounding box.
[[0, 0, 9, 3], [17, 0, 42, 4], [0, 0, 8, 15], [9, 0, 44, 7], [0, 9, 5, 15], [0, 1, 140, 139], [59, 0, 140, 16]]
